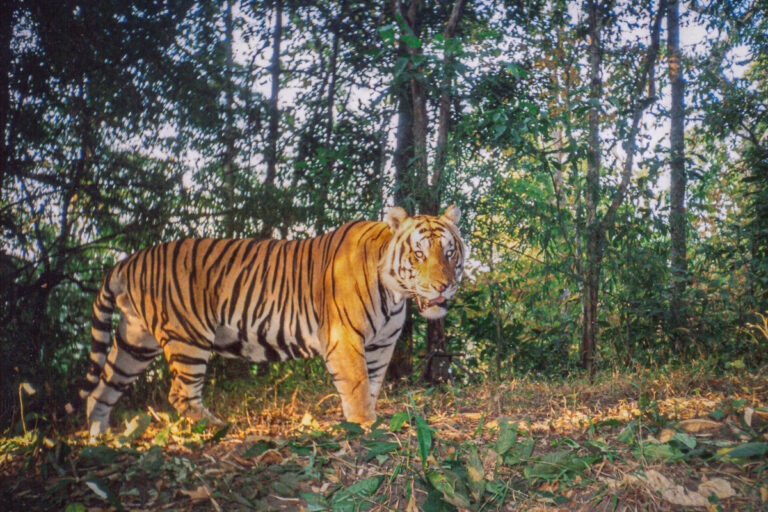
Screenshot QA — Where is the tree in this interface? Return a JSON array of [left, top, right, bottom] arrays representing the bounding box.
[[579, 0, 666, 374], [668, 0, 688, 350], [0, 0, 197, 420], [386, 0, 467, 383]]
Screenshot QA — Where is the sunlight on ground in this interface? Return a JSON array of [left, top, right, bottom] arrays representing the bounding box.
[[2, 368, 767, 511]]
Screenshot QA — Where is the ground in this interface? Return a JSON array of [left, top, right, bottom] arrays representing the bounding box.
[[1, 366, 767, 511]]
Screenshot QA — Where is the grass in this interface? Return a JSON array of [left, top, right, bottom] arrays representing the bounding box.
[[1, 364, 767, 511]]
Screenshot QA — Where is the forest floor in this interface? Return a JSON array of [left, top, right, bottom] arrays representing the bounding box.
[[1, 365, 767, 511]]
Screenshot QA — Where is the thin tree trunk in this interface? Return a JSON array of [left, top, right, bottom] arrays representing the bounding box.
[[668, 0, 688, 350], [399, 0, 445, 383], [387, 42, 415, 382], [580, 0, 602, 376], [314, 7, 342, 234], [423, 0, 465, 384], [261, 0, 282, 238], [0, 0, 13, 190], [579, 0, 666, 374], [430, 0, 465, 214], [222, 0, 237, 238]]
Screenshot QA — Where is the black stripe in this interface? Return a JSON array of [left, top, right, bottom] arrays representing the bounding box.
[[365, 341, 393, 352], [104, 359, 145, 379], [177, 372, 206, 385], [115, 331, 161, 362], [90, 339, 109, 354], [95, 301, 112, 315], [168, 353, 208, 366], [91, 314, 111, 332], [100, 377, 130, 393], [367, 362, 387, 373]]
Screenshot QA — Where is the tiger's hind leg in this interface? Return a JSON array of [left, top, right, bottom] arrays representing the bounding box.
[[87, 313, 162, 437], [164, 341, 223, 425]]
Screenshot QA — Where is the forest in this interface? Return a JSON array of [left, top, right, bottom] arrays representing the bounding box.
[[1, 0, 767, 510]]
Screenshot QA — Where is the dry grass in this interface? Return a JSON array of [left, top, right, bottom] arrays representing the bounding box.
[[2, 366, 767, 511]]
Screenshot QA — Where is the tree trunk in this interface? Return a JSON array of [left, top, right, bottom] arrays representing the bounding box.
[[668, 0, 688, 351], [580, 0, 603, 376], [578, 0, 665, 374], [0, 0, 13, 190], [422, 0, 464, 384], [222, 0, 237, 238], [260, 0, 283, 239], [313, 7, 342, 234], [387, 40, 415, 382], [430, 0, 465, 214]]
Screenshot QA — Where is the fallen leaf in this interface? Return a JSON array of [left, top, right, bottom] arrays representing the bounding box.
[[698, 478, 735, 500], [637, 470, 709, 507], [85, 481, 108, 500], [744, 407, 754, 427], [760, 486, 768, 503], [256, 449, 283, 465], [677, 418, 721, 433], [300, 411, 320, 430], [659, 428, 676, 443], [180, 485, 210, 501]]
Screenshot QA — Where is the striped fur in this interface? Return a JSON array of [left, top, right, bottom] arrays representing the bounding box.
[[77, 206, 465, 435]]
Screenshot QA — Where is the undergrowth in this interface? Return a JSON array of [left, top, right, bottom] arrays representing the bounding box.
[[2, 365, 767, 511]]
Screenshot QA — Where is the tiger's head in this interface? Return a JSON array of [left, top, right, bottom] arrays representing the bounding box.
[[379, 205, 466, 320]]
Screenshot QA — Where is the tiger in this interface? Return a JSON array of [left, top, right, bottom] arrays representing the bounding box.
[[74, 205, 466, 436]]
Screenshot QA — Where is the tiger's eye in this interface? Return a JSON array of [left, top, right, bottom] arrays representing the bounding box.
[[414, 250, 425, 260], [446, 249, 455, 258]]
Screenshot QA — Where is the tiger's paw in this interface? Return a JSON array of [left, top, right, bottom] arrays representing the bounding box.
[[184, 406, 225, 427], [346, 412, 376, 430]]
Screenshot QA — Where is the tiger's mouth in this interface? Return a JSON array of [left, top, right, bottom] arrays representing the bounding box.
[[414, 295, 448, 318]]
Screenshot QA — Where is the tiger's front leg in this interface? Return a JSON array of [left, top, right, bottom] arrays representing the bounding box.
[[324, 325, 375, 425]]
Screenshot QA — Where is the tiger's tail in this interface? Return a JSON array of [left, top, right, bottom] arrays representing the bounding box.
[[65, 272, 118, 416]]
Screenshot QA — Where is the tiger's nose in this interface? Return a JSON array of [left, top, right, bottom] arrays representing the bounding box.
[[435, 281, 449, 293]]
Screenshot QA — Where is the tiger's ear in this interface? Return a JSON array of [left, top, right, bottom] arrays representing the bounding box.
[[440, 205, 461, 225], [385, 206, 408, 233]]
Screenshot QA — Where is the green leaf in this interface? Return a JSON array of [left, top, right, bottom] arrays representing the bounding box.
[[427, 471, 471, 509], [79, 445, 122, 465], [465, 446, 485, 501], [493, 123, 507, 140], [300, 491, 329, 511], [138, 445, 164, 476], [330, 475, 384, 512], [671, 432, 697, 450], [718, 442, 768, 460], [421, 489, 457, 512], [191, 418, 209, 433], [118, 413, 151, 444], [524, 450, 589, 481], [402, 34, 421, 49], [617, 421, 636, 444], [206, 423, 230, 444], [504, 437, 535, 466], [152, 426, 170, 446], [363, 440, 399, 461], [389, 411, 409, 432], [244, 439, 275, 457], [633, 442, 685, 462], [377, 24, 395, 44], [335, 421, 364, 437], [64, 504, 86, 512], [495, 418, 517, 455], [415, 415, 432, 468]]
